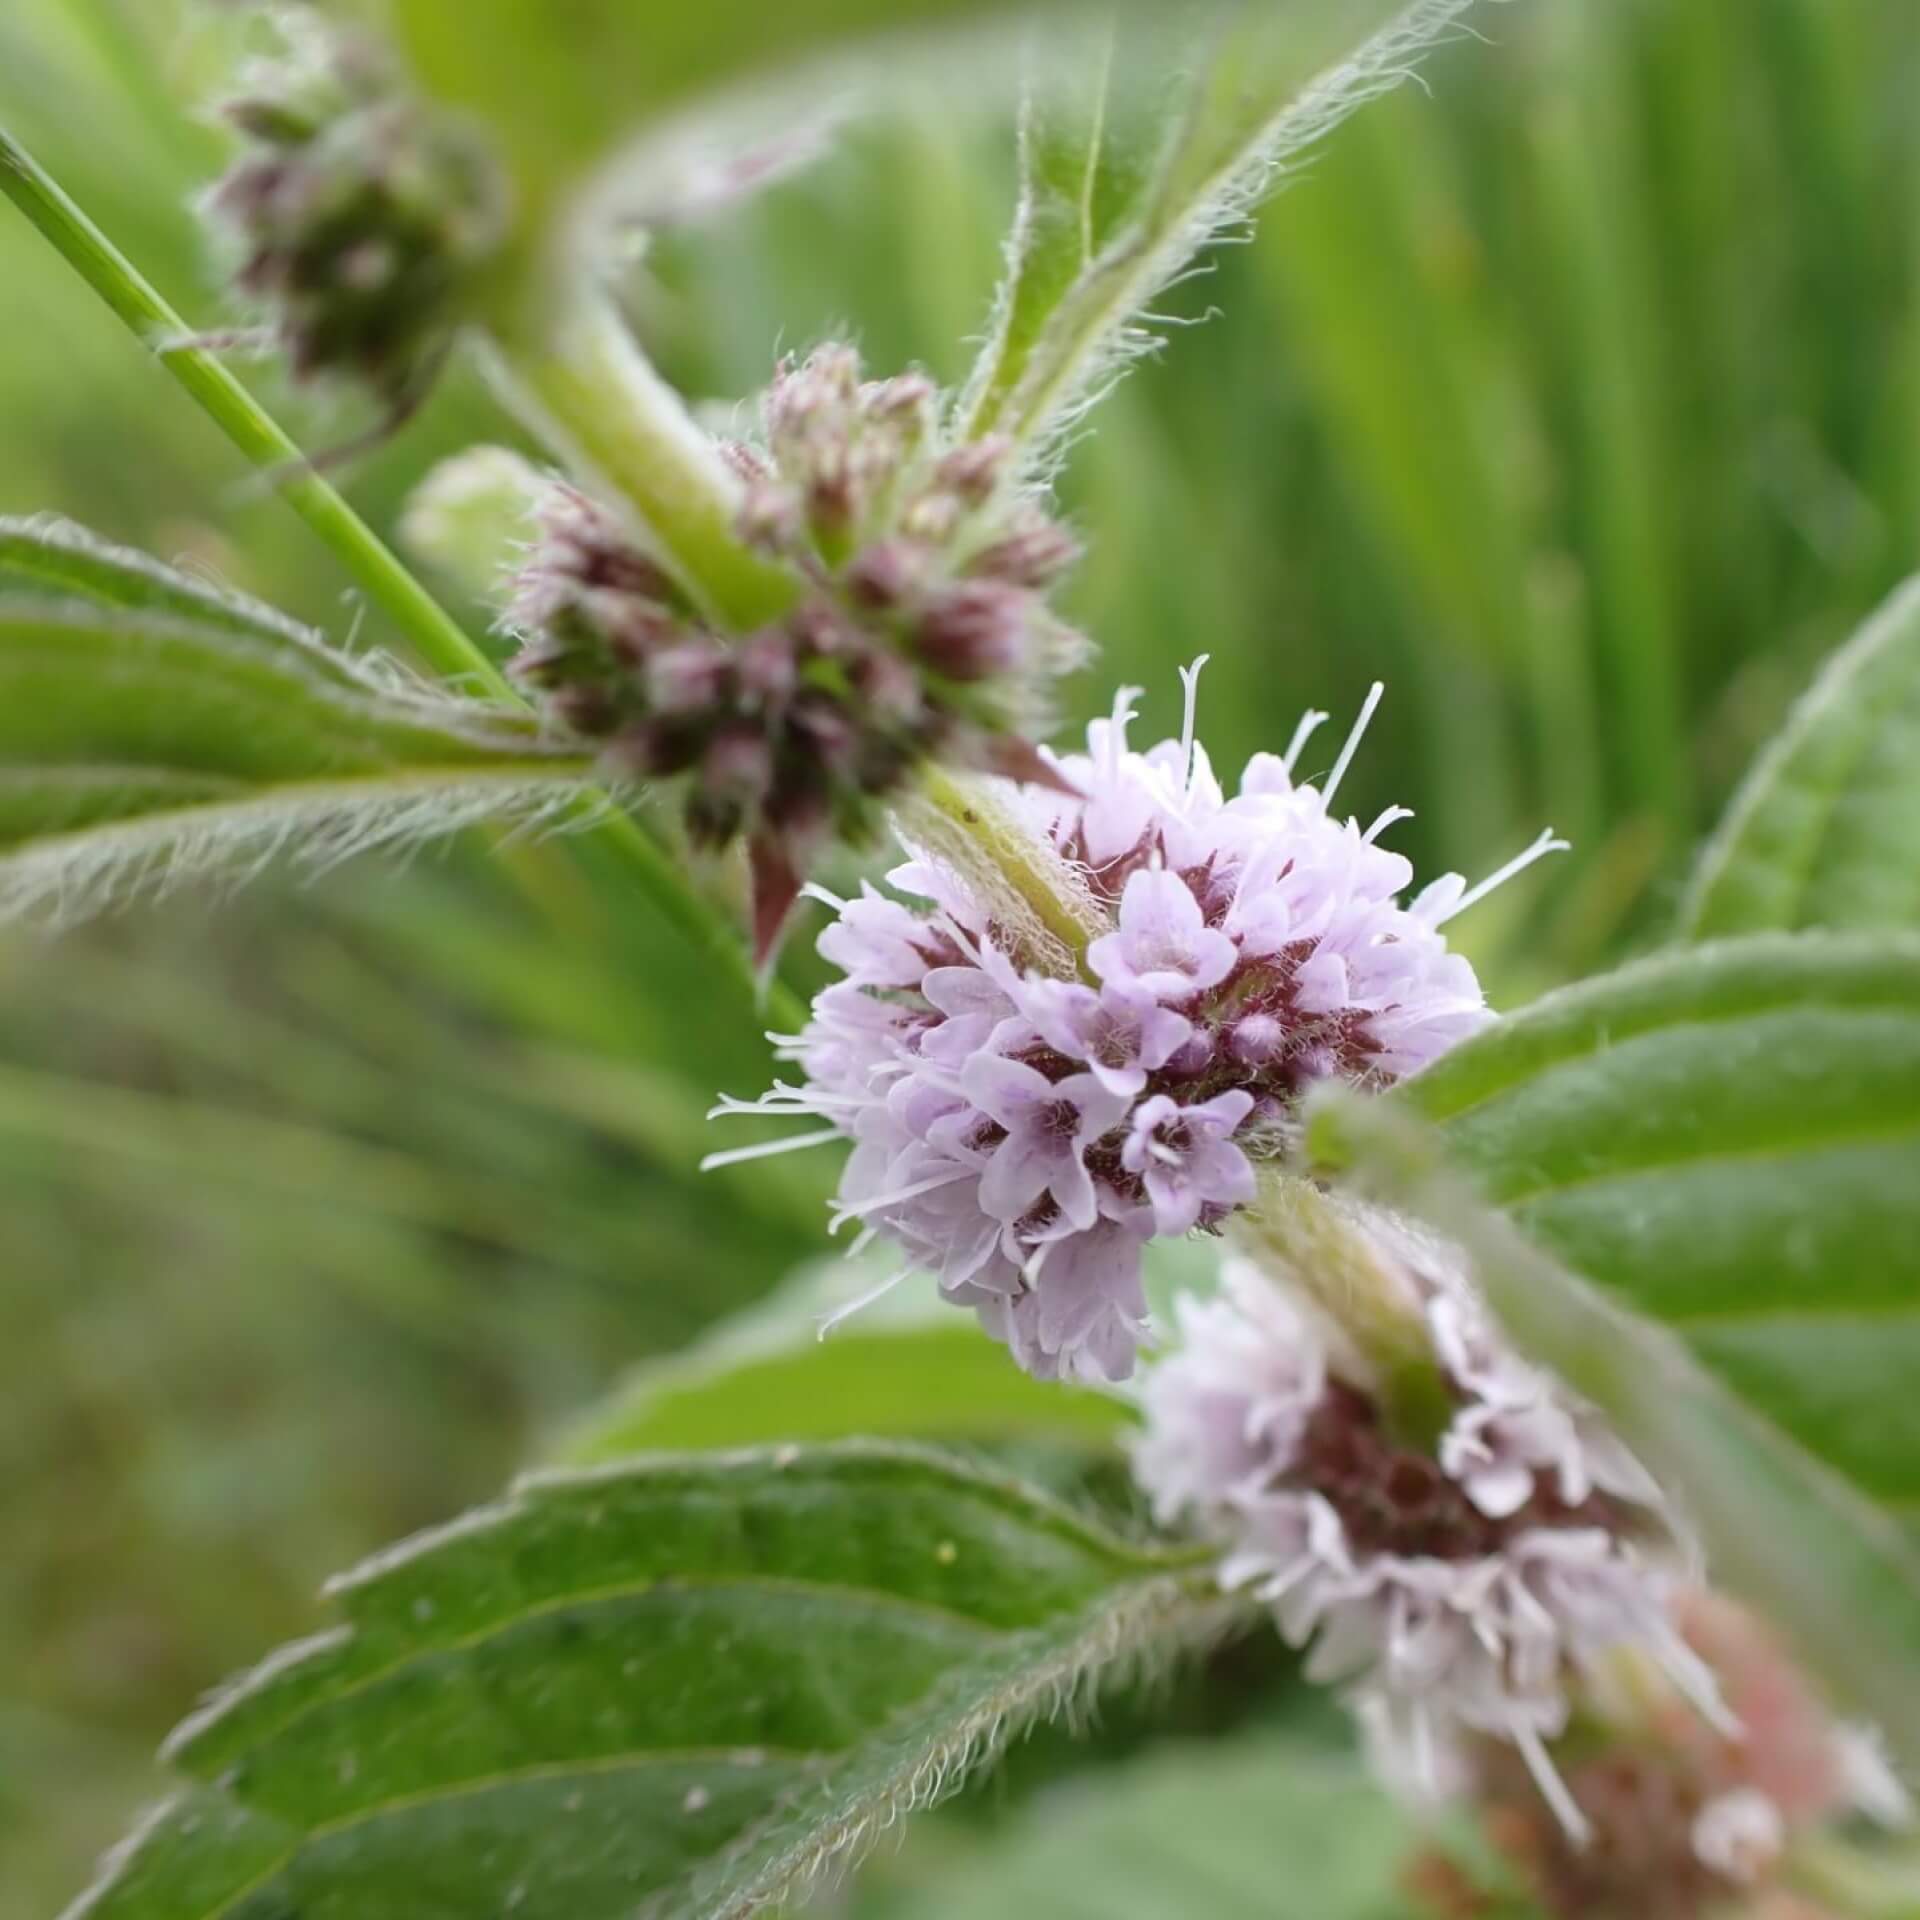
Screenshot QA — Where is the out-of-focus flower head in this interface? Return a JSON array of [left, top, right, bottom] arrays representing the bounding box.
[[205, 10, 506, 417], [1137, 1247, 1721, 1842]]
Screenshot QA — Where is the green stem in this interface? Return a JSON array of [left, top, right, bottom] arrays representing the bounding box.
[[0, 123, 506, 696], [1234, 1171, 1453, 1450], [913, 765, 1106, 968], [0, 122, 805, 1028], [484, 298, 801, 630]]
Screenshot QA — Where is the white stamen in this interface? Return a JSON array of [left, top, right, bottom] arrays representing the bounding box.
[[1281, 708, 1329, 776], [827, 1165, 975, 1232], [1321, 682, 1384, 808], [699, 1127, 842, 1171], [1105, 685, 1142, 779], [1514, 1720, 1592, 1848], [1432, 828, 1569, 927], [818, 1267, 913, 1339], [1655, 1636, 1742, 1741], [1179, 654, 1211, 789], [1363, 805, 1415, 844], [800, 882, 848, 911]]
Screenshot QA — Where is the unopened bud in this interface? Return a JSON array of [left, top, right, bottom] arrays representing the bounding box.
[[935, 435, 1012, 507], [967, 517, 1082, 589], [737, 629, 799, 704], [843, 539, 925, 610], [914, 581, 1028, 681], [687, 725, 775, 847], [645, 642, 731, 716]]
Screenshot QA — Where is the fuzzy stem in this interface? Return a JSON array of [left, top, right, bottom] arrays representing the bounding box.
[[1234, 1170, 1454, 1450], [912, 765, 1107, 971], [0, 124, 803, 1028], [0, 125, 508, 697], [484, 298, 802, 631]]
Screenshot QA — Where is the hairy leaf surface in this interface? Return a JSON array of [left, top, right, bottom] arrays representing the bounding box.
[[68, 1445, 1224, 1920], [1398, 933, 1920, 1514], [0, 521, 594, 922], [959, 0, 1476, 460]]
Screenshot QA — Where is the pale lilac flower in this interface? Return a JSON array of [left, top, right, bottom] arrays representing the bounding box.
[[709, 672, 1564, 1381], [963, 1056, 1131, 1230], [1134, 1252, 1726, 1838], [1122, 1091, 1257, 1235], [1089, 868, 1238, 1002]]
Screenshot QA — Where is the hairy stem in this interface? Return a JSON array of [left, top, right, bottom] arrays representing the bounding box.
[[0, 124, 802, 1026], [1235, 1171, 1453, 1450], [484, 298, 801, 631]]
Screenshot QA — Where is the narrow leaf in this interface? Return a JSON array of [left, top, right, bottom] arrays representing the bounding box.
[[67, 1445, 1224, 1920], [1308, 1088, 1920, 1772], [0, 525, 595, 923], [1395, 932, 1920, 1513], [0, 610, 594, 920], [959, 0, 1475, 460], [0, 515, 352, 666], [1682, 574, 1920, 937], [555, 1255, 1132, 1464]]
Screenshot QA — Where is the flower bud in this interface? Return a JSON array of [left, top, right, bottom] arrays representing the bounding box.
[[914, 581, 1028, 681], [687, 725, 775, 848], [206, 21, 506, 412]]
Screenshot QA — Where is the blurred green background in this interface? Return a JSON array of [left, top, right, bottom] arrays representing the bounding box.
[[4, 0, 1919, 1908]]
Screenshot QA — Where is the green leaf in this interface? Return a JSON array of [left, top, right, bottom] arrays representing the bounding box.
[[1308, 1088, 1920, 1774], [0, 521, 595, 923], [67, 1445, 1225, 1920], [555, 1255, 1133, 1464], [958, 0, 1473, 459], [856, 1737, 1445, 1920], [1397, 932, 1920, 1514], [1682, 574, 1920, 937]]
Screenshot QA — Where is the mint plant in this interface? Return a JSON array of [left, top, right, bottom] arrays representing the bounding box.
[[4, 4, 1919, 1918]]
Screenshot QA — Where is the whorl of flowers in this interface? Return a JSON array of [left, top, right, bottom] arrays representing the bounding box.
[[1134, 1248, 1728, 1843], [509, 345, 1086, 956], [709, 675, 1563, 1377], [205, 15, 506, 414]]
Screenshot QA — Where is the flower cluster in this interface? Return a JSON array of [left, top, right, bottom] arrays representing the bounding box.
[[711, 677, 1561, 1376], [1417, 1591, 1910, 1919], [510, 346, 1085, 955], [206, 15, 505, 416], [1134, 1248, 1728, 1837]]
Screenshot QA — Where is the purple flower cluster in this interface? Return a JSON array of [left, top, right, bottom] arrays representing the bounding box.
[[1134, 1248, 1728, 1839], [711, 677, 1562, 1380]]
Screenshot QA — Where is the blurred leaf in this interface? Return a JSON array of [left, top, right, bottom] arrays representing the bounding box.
[[1682, 574, 1920, 938], [557, 1254, 1133, 1462], [68, 1444, 1224, 1920], [960, 0, 1473, 459], [1309, 1085, 1920, 1773], [856, 1736, 1443, 1920], [330, 0, 1099, 290], [0, 515, 359, 658], [0, 519, 594, 923], [1397, 931, 1920, 1513]]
